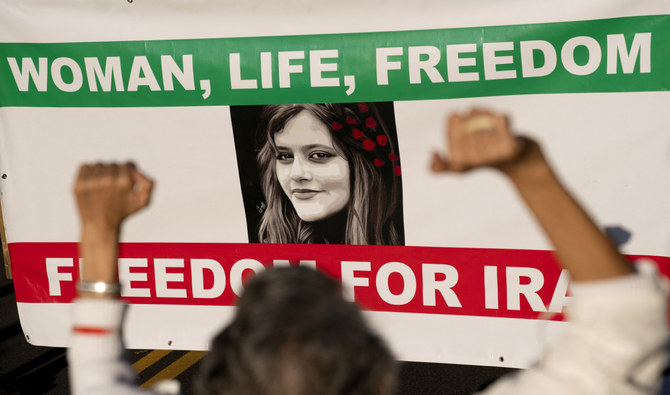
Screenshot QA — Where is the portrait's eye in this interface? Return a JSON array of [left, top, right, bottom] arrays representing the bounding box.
[[308, 151, 333, 162], [276, 152, 293, 163]]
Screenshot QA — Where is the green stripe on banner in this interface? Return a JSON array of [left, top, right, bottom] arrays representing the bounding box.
[[0, 15, 668, 107]]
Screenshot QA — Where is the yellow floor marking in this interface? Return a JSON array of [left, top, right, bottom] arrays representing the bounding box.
[[132, 350, 172, 374], [140, 351, 206, 389]]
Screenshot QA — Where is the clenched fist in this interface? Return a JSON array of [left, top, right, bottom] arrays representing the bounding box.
[[74, 162, 154, 231]]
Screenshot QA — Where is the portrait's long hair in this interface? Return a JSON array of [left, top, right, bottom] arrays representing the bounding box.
[[256, 103, 403, 245]]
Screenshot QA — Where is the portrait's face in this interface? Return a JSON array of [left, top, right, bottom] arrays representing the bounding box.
[[274, 110, 351, 222]]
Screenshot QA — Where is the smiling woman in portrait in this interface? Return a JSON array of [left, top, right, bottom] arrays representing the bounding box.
[[254, 103, 404, 245]]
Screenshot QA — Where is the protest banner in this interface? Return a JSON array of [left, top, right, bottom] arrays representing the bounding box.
[[1, 0, 669, 367]]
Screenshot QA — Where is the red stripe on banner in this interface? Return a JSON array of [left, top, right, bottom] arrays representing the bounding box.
[[9, 242, 670, 322]]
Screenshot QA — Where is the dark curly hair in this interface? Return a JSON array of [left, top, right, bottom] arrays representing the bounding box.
[[195, 267, 397, 395]]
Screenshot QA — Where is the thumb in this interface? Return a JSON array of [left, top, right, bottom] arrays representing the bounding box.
[[430, 151, 451, 173], [129, 169, 154, 213]]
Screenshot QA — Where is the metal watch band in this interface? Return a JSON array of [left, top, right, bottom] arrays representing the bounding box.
[[76, 281, 121, 295]]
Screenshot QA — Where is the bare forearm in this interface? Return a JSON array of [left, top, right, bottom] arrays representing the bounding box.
[[78, 224, 120, 297], [504, 150, 634, 282], [432, 109, 634, 282], [74, 162, 153, 290]]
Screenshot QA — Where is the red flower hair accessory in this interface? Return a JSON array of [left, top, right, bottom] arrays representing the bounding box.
[[362, 139, 376, 151], [357, 103, 370, 112], [331, 102, 401, 177]]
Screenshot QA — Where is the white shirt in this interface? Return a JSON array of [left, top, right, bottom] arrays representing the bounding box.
[[68, 269, 668, 395]]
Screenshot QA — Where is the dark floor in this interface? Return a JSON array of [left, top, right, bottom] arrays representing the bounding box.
[[0, 269, 513, 395], [0, 272, 69, 395]]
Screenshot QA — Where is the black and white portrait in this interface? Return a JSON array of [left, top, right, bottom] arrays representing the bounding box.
[[230, 102, 405, 245]]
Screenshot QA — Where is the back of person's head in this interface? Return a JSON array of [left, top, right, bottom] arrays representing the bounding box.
[[195, 266, 397, 395]]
